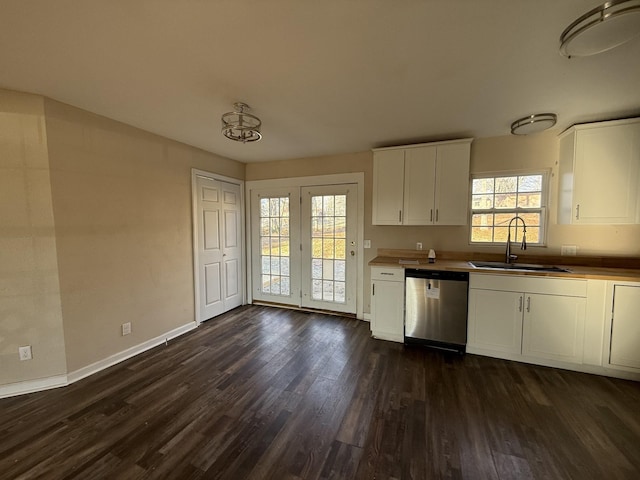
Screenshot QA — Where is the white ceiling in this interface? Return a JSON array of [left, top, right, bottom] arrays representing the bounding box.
[[1, 0, 639, 163]]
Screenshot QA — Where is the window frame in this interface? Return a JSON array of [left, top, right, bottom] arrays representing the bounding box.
[[469, 170, 550, 247]]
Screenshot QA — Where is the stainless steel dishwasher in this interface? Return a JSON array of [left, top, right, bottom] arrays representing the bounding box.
[[404, 269, 469, 354]]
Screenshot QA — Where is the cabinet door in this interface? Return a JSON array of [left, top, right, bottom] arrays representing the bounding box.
[[522, 294, 585, 364], [610, 285, 640, 369], [467, 289, 523, 354], [372, 150, 405, 225], [371, 280, 404, 343], [573, 123, 640, 224], [404, 146, 436, 225], [434, 142, 471, 225]]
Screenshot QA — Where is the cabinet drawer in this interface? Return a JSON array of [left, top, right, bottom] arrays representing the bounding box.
[[371, 266, 404, 282], [470, 273, 587, 297]]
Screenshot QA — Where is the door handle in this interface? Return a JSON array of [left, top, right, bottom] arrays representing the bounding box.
[[519, 296, 523, 312], [350, 250, 355, 256]]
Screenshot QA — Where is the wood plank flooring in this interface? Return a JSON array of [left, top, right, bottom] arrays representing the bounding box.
[[1, 305, 640, 479]]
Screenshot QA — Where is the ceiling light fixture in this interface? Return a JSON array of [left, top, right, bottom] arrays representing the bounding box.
[[221, 102, 262, 143], [510, 113, 557, 135], [560, 0, 640, 57]]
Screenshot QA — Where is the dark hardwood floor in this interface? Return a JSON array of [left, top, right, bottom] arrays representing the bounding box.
[[1, 305, 640, 479]]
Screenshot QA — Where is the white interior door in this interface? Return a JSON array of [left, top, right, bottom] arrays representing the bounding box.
[[251, 188, 301, 306], [195, 175, 243, 322], [301, 185, 357, 313]]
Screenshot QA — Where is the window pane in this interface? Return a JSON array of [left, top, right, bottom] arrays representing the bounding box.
[[280, 239, 290, 256], [335, 260, 346, 281], [335, 195, 346, 216], [311, 217, 322, 237], [517, 192, 541, 208], [471, 226, 493, 242], [323, 196, 335, 216], [472, 194, 494, 209], [270, 237, 280, 256], [472, 178, 494, 194], [281, 257, 290, 276], [312, 238, 322, 258], [262, 275, 271, 293], [494, 226, 509, 242], [323, 259, 334, 280], [472, 213, 494, 227], [270, 257, 280, 275], [312, 259, 322, 279], [260, 198, 269, 217], [280, 198, 289, 217], [281, 277, 290, 296], [271, 276, 281, 295], [312, 196, 322, 216], [494, 213, 514, 228], [518, 175, 542, 192], [261, 237, 270, 255], [270, 198, 280, 216], [323, 281, 334, 301], [495, 177, 517, 193], [270, 218, 280, 235], [312, 280, 322, 300], [323, 239, 335, 259], [527, 227, 540, 243], [260, 218, 269, 236], [334, 217, 346, 238], [261, 257, 270, 275], [334, 282, 346, 303], [281, 218, 289, 236], [494, 193, 516, 209], [334, 239, 346, 259], [323, 217, 335, 237], [518, 212, 540, 227]]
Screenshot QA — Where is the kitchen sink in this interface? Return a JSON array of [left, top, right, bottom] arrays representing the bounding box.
[[468, 261, 571, 273]]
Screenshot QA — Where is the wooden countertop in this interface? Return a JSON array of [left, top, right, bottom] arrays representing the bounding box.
[[369, 255, 640, 282]]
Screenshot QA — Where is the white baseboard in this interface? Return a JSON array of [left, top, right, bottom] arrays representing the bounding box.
[[0, 375, 68, 399], [362, 313, 371, 322], [67, 321, 197, 384], [0, 322, 198, 399]]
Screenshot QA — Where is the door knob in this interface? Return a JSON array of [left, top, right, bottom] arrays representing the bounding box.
[[350, 250, 355, 256]]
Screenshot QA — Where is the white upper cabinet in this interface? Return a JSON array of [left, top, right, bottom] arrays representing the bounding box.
[[557, 118, 640, 225], [372, 138, 472, 226]]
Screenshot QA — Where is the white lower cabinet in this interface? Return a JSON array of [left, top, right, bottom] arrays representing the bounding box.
[[467, 274, 587, 366], [370, 266, 404, 342], [607, 283, 640, 370], [468, 289, 523, 354], [522, 293, 585, 364]]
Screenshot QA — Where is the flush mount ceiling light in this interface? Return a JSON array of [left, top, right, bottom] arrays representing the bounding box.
[[510, 113, 558, 135], [221, 102, 262, 143], [560, 0, 640, 57]]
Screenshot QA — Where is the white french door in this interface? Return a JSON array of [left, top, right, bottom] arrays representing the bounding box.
[[251, 184, 357, 314], [300, 185, 356, 313], [251, 188, 301, 306]]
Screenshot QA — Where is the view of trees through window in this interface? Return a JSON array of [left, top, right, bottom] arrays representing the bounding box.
[[471, 174, 545, 244]]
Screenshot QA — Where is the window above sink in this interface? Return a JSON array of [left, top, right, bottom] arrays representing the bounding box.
[[470, 171, 549, 246]]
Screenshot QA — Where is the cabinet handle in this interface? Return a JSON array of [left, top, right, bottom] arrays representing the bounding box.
[[519, 296, 523, 312], [576, 204, 580, 220], [526, 296, 531, 313], [399, 210, 402, 223], [430, 209, 433, 222], [436, 209, 439, 222], [372, 284, 375, 296]]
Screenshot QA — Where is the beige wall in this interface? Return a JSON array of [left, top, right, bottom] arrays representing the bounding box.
[[0, 90, 67, 385], [45, 99, 244, 372], [246, 131, 640, 313]]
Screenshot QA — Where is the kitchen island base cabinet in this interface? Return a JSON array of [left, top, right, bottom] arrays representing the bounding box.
[[370, 266, 404, 343]]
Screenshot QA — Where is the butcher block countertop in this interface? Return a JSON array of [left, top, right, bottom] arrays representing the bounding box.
[[369, 249, 640, 282]]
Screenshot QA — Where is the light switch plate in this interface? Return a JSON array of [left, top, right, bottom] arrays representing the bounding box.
[[363, 240, 371, 249], [19, 345, 32, 361], [561, 245, 577, 256]]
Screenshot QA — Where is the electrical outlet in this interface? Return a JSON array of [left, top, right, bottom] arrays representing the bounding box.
[[363, 239, 371, 249], [122, 322, 132, 336], [561, 245, 577, 256], [416, 242, 423, 250], [19, 345, 32, 361]]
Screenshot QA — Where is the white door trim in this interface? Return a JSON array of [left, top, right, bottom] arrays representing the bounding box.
[[245, 172, 365, 320], [192, 169, 246, 323]]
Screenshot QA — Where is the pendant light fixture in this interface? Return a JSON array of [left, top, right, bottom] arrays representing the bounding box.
[[560, 0, 640, 57], [510, 113, 557, 135], [221, 102, 262, 143]]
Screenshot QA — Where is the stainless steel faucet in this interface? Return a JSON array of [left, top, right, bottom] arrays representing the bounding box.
[[505, 216, 527, 264]]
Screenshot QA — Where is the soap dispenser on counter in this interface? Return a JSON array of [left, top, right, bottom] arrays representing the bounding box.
[[428, 249, 436, 263]]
